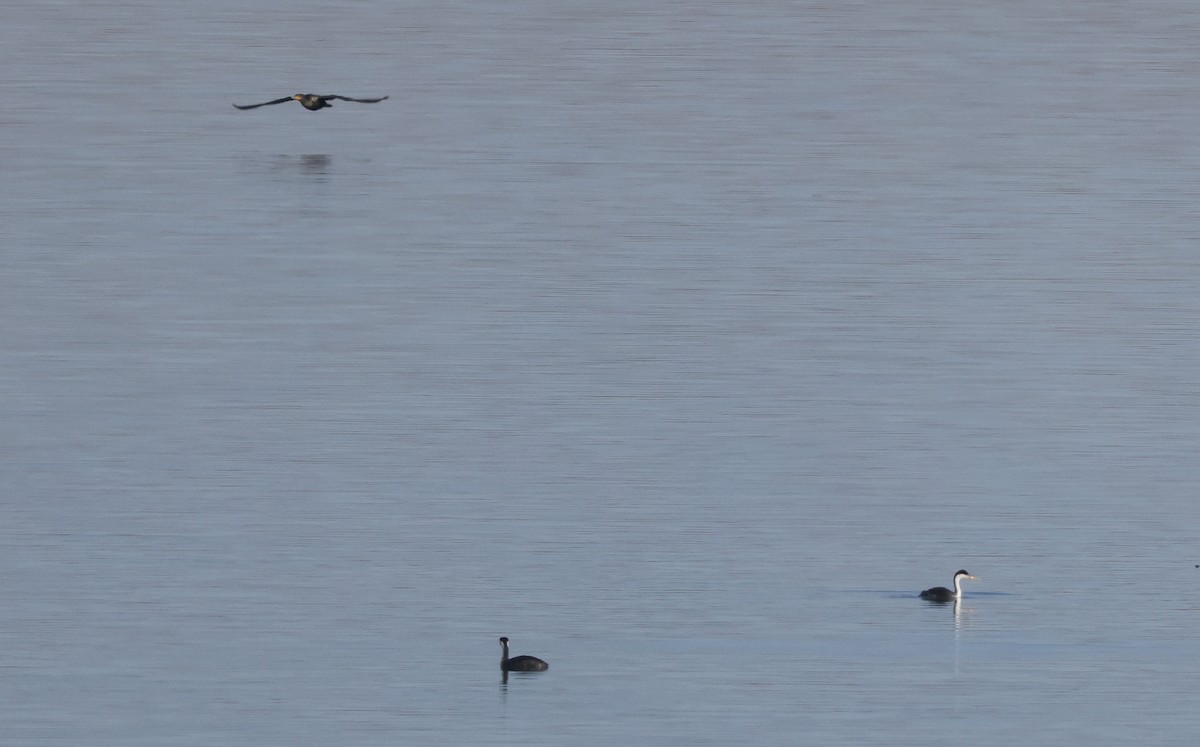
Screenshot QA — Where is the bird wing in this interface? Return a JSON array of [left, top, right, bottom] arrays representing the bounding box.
[[232, 96, 295, 110], [323, 95, 389, 104]]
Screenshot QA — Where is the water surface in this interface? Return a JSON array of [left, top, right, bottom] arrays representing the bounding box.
[[4, 1, 1200, 744]]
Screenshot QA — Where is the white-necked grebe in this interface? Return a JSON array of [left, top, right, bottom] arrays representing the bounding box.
[[920, 569, 978, 602], [499, 637, 548, 672]]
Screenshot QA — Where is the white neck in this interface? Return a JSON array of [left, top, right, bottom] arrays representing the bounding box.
[[952, 575, 965, 596]]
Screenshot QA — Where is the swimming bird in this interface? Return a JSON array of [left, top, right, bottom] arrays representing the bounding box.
[[233, 94, 389, 111], [499, 637, 548, 672], [919, 569, 978, 602]]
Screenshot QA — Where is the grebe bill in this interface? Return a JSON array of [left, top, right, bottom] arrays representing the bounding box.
[[919, 569, 978, 602]]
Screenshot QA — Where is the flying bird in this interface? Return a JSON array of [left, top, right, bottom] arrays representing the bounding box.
[[233, 94, 389, 111]]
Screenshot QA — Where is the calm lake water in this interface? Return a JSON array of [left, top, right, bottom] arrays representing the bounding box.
[[4, 1, 1200, 744]]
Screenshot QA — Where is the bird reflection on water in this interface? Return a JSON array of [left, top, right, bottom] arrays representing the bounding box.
[[298, 154, 331, 173], [261, 154, 332, 178]]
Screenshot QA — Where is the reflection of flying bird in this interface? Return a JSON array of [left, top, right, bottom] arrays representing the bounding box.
[[233, 94, 389, 111]]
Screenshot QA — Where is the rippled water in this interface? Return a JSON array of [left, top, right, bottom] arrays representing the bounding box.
[[4, 1, 1200, 745]]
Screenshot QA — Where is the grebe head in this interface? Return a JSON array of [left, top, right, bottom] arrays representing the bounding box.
[[952, 570, 978, 593]]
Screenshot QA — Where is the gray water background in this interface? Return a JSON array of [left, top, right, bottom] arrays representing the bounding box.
[[3, 1, 1200, 744]]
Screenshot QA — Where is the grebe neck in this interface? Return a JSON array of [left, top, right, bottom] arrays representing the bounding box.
[[953, 574, 967, 597]]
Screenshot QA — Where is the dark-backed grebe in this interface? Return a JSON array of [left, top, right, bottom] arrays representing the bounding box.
[[499, 637, 548, 672], [919, 570, 978, 602]]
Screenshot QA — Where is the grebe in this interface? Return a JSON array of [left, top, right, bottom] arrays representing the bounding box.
[[499, 637, 548, 672], [233, 94, 389, 111], [919, 570, 978, 602]]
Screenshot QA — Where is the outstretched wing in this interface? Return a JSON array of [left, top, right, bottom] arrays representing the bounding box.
[[232, 96, 295, 110], [323, 95, 389, 104]]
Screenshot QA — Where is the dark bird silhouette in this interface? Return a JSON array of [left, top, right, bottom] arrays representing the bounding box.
[[499, 637, 548, 672], [233, 94, 389, 111], [920, 569, 978, 602]]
